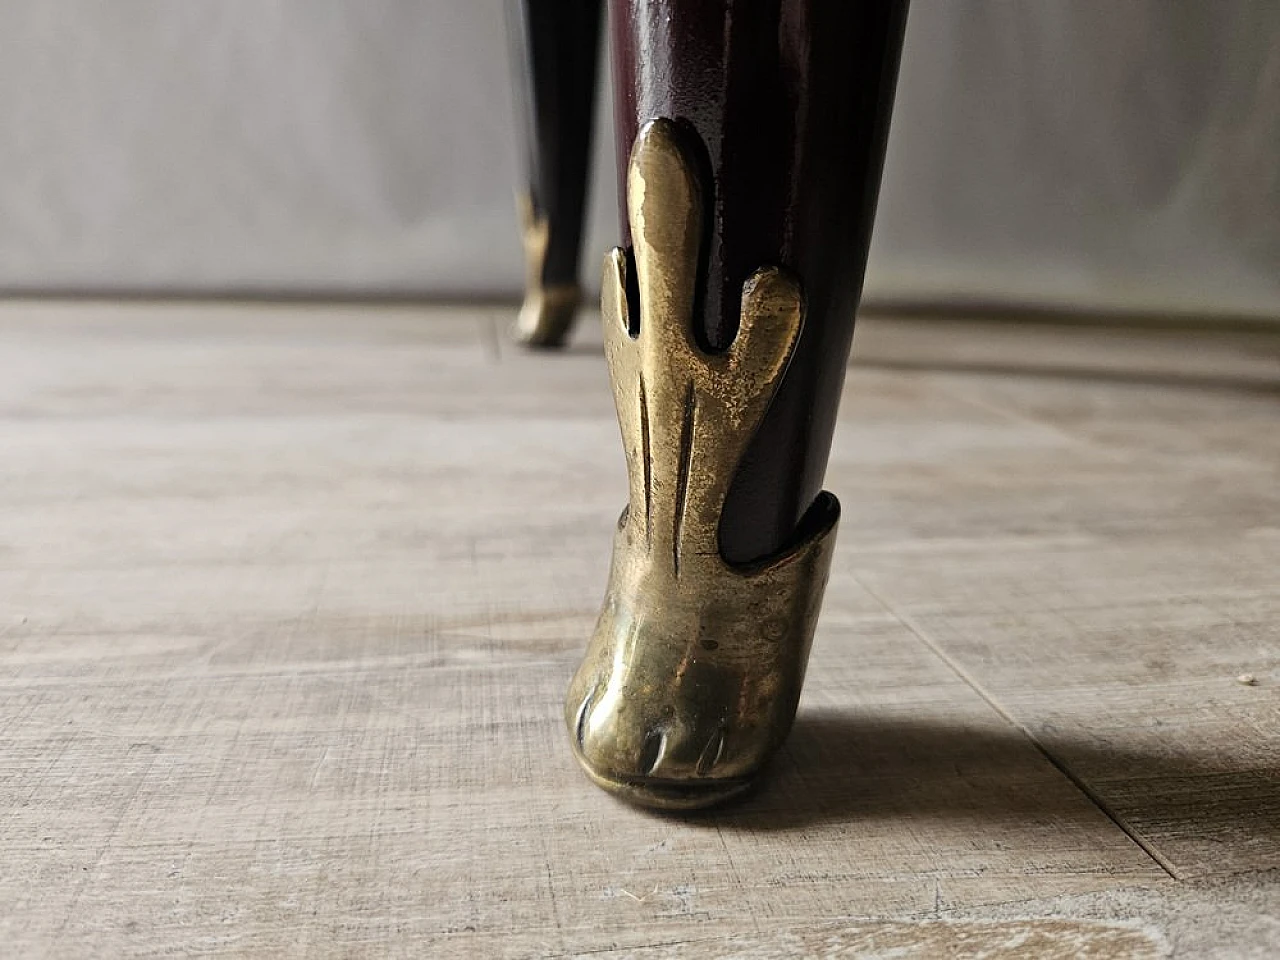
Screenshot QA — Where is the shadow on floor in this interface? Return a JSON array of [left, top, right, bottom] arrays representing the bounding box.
[[700, 712, 1278, 859]]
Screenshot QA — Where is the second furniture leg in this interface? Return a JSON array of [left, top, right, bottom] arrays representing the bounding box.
[[505, 0, 603, 348]]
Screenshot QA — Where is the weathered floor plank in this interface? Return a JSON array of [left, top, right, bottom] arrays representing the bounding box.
[[824, 325, 1279, 879]]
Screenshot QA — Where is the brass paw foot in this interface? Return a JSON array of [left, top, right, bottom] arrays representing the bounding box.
[[513, 192, 579, 348], [565, 119, 840, 811]]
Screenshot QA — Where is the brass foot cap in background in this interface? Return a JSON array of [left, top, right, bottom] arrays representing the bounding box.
[[513, 285, 580, 348], [513, 189, 580, 348]]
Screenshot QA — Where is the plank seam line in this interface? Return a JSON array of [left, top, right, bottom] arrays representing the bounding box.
[[481, 311, 503, 362], [926, 373, 1125, 464], [853, 572, 1181, 881]]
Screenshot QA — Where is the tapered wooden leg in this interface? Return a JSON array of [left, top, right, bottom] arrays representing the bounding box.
[[505, 0, 603, 348], [566, 0, 908, 809]]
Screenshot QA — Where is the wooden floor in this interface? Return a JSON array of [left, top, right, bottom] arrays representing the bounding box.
[[0, 301, 1276, 958]]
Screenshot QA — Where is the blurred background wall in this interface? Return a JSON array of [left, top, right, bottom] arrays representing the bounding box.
[[0, 1, 1276, 318]]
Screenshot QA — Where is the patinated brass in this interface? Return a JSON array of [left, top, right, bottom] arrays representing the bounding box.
[[514, 192, 580, 348], [565, 119, 840, 810]]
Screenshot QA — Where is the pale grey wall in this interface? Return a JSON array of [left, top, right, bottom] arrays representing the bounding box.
[[1, 1, 1276, 318]]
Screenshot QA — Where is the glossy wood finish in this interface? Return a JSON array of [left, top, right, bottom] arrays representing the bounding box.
[[506, 0, 603, 294], [610, 0, 909, 562]]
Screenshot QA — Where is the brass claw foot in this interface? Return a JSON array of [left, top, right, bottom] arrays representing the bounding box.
[[513, 192, 580, 348], [565, 119, 840, 810]]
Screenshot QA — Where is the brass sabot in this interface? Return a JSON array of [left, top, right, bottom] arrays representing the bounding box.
[[565, 119, 840, 810], [513, 191, 580, 348]]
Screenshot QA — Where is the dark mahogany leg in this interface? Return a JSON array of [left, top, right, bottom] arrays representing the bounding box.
[[505, 0, 604, 348], [566, 0, 908, 809]]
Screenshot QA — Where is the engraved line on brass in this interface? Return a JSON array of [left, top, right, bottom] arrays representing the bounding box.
[[639, 371, 652, 546], [671, 379, 696, 578]]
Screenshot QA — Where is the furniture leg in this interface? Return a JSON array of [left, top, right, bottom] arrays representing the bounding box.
[[566, 0, 909, 809], [505, 0, 604, 348]]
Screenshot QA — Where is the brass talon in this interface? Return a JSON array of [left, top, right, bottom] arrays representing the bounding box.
[[565, 118, 840, 810], [513, 192, 580, 348]]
